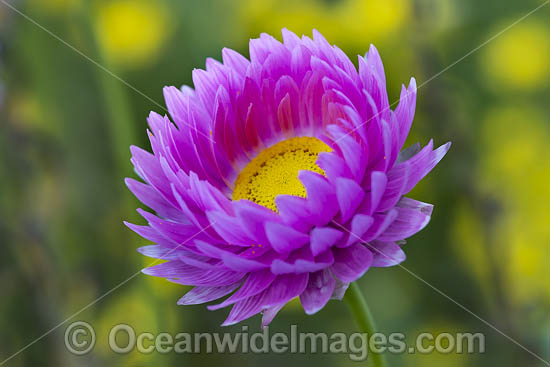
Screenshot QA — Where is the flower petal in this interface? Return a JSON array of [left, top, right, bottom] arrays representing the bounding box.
[[331, 244, 373, 283], [275, 195, 313, 232], [369, 241, 406, 267], [208, 270, 276, 311], [299, 270, 336, 315], [377, 202, 433, 242], [177, 283, 241, 305], [310, 226, 344, 256], [336, 177, 365, 223], [222, 274, 308, 326], [299, 170, 338, 226], [265, 222, 310, 253]]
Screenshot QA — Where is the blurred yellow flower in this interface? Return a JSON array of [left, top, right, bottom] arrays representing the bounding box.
[[457, 106, 550, 312], [481, 21, 549, 90], [237, 0, 410, 48], [480, 107, 550, 309], [95, 0, 171, 68], [452, 203, 493, 300], [96, 287, 158, 362]]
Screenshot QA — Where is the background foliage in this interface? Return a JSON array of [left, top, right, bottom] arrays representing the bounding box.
[[0, 0, 548, 365]]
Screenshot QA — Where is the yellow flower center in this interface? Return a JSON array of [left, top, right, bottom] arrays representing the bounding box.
[[232, 137, 332, 212]]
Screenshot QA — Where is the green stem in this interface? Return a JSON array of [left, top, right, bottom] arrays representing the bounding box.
[[344, 282, 388, 367]]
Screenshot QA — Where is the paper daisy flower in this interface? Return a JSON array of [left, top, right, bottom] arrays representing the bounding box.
[[126, 29, 450, 326]]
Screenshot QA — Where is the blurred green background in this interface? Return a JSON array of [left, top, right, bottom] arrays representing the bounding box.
[[0, 0, 548, 365]]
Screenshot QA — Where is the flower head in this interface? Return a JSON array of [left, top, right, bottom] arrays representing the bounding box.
[[126, 29, 450, 326]]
